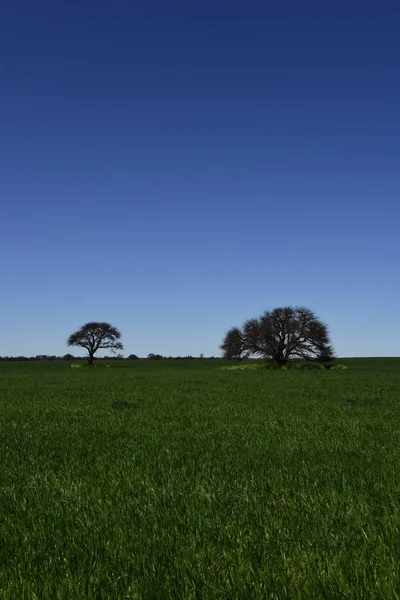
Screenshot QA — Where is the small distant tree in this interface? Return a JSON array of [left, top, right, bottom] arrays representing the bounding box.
[[127, 354, 139, 360], [221, 306, 334, 365], [67, 322, 123, 365]]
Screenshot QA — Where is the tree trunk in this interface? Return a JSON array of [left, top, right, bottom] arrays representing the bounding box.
[[274, 354, 288, 365], [88, 355, 94, 366], [272, 346, 288, 365]]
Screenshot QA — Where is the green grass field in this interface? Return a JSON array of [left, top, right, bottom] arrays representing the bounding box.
[[1, 358, 400, 599]]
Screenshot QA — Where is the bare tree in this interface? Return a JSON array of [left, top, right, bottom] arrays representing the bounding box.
[[221, 307, 334, 365], [67, 322, 123, 365]]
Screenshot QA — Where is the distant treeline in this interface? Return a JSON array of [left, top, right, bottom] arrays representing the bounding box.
[[0, 354, 220, 362]]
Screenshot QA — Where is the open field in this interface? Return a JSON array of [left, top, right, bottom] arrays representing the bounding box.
[[1, 358, 400, 599]]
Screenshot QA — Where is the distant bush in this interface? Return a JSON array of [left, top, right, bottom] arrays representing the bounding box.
[[221, 364, 265, 371], [70, 364, 110, 369], [127, 354, 140, 360], [221, 361, 341, 372], [221, 361, 349, 372]]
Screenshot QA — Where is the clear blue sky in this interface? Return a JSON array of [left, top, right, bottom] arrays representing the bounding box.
[[1, 1, 399, 358]]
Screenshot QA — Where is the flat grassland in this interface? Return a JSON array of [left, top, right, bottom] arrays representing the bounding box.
[[1, 358, 400, 599]]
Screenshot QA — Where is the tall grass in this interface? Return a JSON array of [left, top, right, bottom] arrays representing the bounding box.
[[1, 359, 400, 598]]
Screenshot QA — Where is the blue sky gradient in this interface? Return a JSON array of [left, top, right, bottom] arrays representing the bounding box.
[[1, 1, 399, 357]]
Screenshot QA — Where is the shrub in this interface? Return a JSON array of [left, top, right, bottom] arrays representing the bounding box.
[[297, 363, 325, 370], [330, 364, 348, 370], [221, 364, 265, 371], [221, 362, 337, 372]]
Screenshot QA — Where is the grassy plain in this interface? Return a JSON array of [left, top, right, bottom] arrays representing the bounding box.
[[1, 358, 400, 599]]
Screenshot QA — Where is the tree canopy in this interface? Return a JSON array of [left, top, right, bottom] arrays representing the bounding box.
[[67, 322, 123, 365], [221, 306, 334, 365]]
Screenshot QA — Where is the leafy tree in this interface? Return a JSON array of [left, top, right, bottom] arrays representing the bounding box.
[[220, 326, 248, 360], [127, 354, 139, 360], [147, 353, 163, 360], [221, 306, 334, 365], [67, 322, 123, 365]]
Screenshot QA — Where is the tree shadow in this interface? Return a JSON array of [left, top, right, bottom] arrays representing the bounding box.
[[111, 400, 136, 409], [345, 397, 380, 406]]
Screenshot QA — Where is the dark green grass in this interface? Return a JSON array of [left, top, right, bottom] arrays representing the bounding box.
[[1, 358, 400, 599]]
